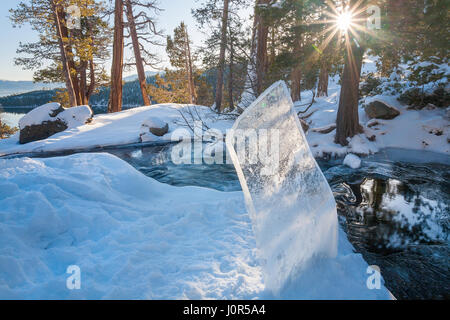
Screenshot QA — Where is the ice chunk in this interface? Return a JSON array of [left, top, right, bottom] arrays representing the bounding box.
[[226, 81, 338, 293], [343, 153, 361, 169]]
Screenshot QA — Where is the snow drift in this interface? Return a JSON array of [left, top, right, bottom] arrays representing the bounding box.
[[0, 152, 392, 299]]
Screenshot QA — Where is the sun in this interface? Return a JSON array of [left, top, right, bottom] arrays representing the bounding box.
[[336, 10, 352, 32]]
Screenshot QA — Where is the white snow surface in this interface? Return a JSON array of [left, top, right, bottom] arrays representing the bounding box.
[[0, 104, 233, 156], [343, 154, 362, 169], [0, 152, 392, 299], [141, 117, 167, 130]]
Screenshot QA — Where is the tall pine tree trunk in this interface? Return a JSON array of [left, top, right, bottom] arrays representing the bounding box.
[[125, 0, 151, 106], [108, 0, 124, 113], [184, 27, 197, 104], [255, 0, 269, 96], [290, 66, 302, 102], [290, 35, 303, 102], [215, 0, 229, 112], [86, 58, 96, 102], [335, 41, 364, 145], [238, 5, 258, 109], [317, 62, 329, 97], [290, 24, 303, 102], [57, 9, 82, 105], [51, 0, 77, 107], [80, 60, 89, 105], [228, 29, 235, 111]]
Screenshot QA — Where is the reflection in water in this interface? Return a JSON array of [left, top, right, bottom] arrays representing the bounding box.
[[334, 177, 448, 253], [326, 160, 449, 299]]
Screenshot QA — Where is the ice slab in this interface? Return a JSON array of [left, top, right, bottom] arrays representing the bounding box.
[[226, 81, 338, 293]]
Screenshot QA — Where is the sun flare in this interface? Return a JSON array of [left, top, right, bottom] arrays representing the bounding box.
[[336, 11, 352, 32]]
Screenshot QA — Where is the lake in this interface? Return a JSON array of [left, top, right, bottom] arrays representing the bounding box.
[[0, 106, 31, 128]]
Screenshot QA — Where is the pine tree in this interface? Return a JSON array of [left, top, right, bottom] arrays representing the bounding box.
[[50, 0, 77, 106], [124, 0, 162, 106], [193, 0, 250, 111], [108, 0, 125, 113], [10, 0, 111, 107], [214, 0, 230, 112], [147, 70, 213, 105], [335, 0, 368, 145], [166, 22, 197, 104]]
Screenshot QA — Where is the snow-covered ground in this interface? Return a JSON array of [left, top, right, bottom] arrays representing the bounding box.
[[300, 74, 449, 157], [0, 152, 392, 299], [0, 103, 233, 156]]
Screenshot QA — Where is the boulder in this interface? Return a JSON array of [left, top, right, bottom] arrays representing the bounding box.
[[140, 117, 169, 142], [19, 103, 93, 144], [365, 100, 400, 120]]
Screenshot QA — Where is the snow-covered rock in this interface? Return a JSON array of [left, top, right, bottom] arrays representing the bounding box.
[[139, 117, 169, 142], [18, 103, 92, 144], [343, 153, 362, 169], [365, 100, 400, 120]]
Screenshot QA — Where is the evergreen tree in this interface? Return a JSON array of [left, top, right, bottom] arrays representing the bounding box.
[[193, 0, 250, 111], [10, 0, 111, 107], [166, 22, 197, 104], [124, 0, 163, 106], [108, 0, 124, 113]]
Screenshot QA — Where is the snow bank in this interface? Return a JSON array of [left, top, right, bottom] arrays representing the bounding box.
[[299, 61, 449, 157], [0, 153, 391, 299], [0, 104, 233, 157], [0, 153, 261, 299]]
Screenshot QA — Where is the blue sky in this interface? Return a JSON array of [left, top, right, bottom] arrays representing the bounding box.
[[0, 0, 210, 81]]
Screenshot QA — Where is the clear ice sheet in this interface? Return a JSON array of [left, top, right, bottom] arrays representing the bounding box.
[[226, 81, 338, 293]]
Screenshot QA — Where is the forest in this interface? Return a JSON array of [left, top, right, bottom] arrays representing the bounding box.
[[3, 0, 448, 146]]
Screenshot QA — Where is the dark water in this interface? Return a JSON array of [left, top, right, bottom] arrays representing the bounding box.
[[105, 145, 450, 300]]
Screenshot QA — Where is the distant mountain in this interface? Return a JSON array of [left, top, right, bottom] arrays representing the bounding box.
[[0, 80, 63, 97], [123, 71, 161, 82]]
